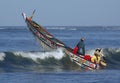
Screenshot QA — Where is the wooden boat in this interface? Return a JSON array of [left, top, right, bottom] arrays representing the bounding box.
[[22, 11, 107, 70], [64, 47, 107, 70], [22, 12, 65, 51]]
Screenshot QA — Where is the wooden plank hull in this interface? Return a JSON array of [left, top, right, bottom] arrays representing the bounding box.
[[22, 12, 65, 51], [64, 48, 99, 70]]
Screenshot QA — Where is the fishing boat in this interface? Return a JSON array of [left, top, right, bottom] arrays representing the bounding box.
[[22, 11, 65, 51], [64, 47, 107, 70], [22, 11, 107, 70]]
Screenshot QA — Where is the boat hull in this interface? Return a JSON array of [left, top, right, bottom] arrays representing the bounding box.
[[64, 48, 99, 70], [23, 14, 65, 51]]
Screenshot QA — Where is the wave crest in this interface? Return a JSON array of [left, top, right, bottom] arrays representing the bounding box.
[[13, 48, 64, 62], [0, 48, 120, 72]]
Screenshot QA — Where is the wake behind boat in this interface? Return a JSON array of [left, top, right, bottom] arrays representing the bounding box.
[[22, 12, 65, 51]]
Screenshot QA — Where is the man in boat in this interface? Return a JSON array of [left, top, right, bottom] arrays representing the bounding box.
[[94, 48, 106, 61], [82, 48, 103, 62], [73, 37, 85, 55], [91, 48, 107, 67], [91, 51, 101, 64]]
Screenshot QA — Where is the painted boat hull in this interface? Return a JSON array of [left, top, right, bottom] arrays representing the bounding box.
[[22, 12, 65, 51], [64, 48, 100, 70]]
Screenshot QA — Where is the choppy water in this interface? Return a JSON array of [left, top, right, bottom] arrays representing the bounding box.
[[0, 70, 120, 83], [0, 26, 120, 83]]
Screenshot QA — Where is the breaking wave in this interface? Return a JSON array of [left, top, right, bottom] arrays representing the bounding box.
[[103, 48, 120, 69], [0, 48, 120, 72]]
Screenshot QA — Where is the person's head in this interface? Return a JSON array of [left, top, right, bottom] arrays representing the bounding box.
[[81, 37, 85, 41], [96, 48, 101, 52]]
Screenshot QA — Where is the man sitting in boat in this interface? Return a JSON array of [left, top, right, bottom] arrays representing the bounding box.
[[91, 51, 101, 64], [82, 48, 103, 62], [91, 48, 107, 67], [73, 37, 85, 55]]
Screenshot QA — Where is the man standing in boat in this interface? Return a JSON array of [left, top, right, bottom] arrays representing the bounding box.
[[77, 37, 85, 55], [73, 37, 85, 55]]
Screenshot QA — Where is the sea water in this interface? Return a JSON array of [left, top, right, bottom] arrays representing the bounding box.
[[0, 26, 120, 83]]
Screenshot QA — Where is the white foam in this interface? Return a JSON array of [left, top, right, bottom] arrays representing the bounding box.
[[0, 53, 6, 61], [13, 48, 65, 62]]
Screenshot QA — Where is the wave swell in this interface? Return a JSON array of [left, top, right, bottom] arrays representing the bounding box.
[[0, 48, 120, 72]]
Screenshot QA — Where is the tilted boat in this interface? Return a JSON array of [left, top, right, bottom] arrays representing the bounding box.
[[22, 12, 65, 51], [64, 48, 107, 70], [22, 11, 107, 70]]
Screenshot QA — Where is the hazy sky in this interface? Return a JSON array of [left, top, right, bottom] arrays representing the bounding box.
[[0, 0, 120, 26]]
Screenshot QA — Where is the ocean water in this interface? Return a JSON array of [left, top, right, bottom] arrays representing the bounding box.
[[0, 26, 120, 83]]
